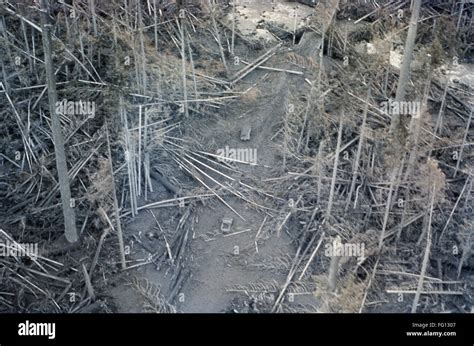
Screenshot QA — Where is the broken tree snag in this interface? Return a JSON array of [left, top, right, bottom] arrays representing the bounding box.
[[39, 0, 78, 243], [88, 0, 98, 36], [326, 111, 344, 220], [327, 236, 342, 292], [231, 0, 236, 55], [346, 87, 370, 212], [453, 107, 472, 178], [105, 124, 127, 270], [411, 183, 435, 313], [178, 17, 189, 118], [209, 0, 228, 76], [390, 0, 422, 134], [82, 263, 96, 301], [378, 165, 399, 253]]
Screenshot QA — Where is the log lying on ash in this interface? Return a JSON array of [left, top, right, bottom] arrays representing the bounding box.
[[288, 0, 319, 7], [151, 167, 182, 197]]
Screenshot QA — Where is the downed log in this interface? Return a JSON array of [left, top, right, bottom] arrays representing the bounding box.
[[151, 167, 182, 197]]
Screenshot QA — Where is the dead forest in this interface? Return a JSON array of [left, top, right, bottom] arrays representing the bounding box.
[[0, 0, 472, 314]]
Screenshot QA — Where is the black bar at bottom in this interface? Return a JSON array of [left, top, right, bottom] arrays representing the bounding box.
[[0, 313, 471, 345]]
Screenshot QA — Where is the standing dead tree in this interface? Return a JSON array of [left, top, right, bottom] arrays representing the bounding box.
[[345, 87, 369, 212], [453, 107, 472, 177], [209, 0, 229, 76], [326, 111, 344, 220], [389, 0, 421, 135], [411, 181, 436, 313], [178, 17, 189, 118], [39, 0, 78, 243]]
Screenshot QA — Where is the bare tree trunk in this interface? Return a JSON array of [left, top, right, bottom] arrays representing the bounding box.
[[379, 166, 399, 252], [105, 124, 127, 270], [40, 0, 78, 243], [178, 18, 189, 117], [316, 140, 325, 206], [231, 0, 236, 55], [411, 183, 435, 313], [390, 0, 422, 134], [318, 24, 325, 94], [153, 0, 159, 51], [282, 106, 290, 169], [403, 78, 431, 184], [326, 112, 344, 220], [138, 0, 147, 94], [456, 0, 465, 33], [328, 236, 342, 292], [89, 0, 98, 36], [346, 87, 369, 212], [209, 1, 228, 75], [454, 107, 472, 177]]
